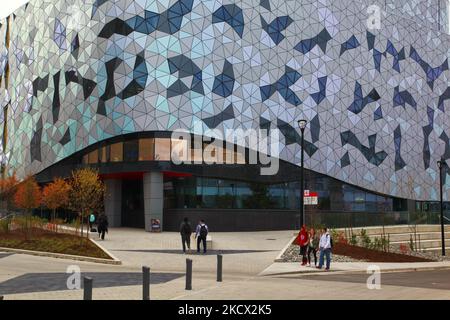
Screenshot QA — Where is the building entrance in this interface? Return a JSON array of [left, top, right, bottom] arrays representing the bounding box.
[[121, 179, 145, 228]]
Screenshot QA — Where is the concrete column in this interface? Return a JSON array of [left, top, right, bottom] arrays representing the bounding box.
[[104, 179, 122, 227], [143, 172, 164, 231]]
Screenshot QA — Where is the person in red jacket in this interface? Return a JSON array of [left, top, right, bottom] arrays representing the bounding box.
[[296, 225, 309, 266]]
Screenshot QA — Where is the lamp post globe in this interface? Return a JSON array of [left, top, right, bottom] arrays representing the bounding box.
[[298, 119, 307, 131]]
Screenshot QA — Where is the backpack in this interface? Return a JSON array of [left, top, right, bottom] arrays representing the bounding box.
[[328, 234, 333, 248], [199, 225, 208, 238], [182, 222, 191, 235]]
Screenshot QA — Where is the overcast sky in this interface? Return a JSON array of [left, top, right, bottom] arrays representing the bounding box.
[[0, 0, 29, 19]]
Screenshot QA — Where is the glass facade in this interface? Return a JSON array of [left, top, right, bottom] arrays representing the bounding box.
[[81, 136, 247, 165], [138, 138, 154, 161], [110, 142, 123, 162], [164, 175, 397, 213]]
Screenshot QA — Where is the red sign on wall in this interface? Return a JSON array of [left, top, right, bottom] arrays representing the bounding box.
[[304, 190, 318, 205]]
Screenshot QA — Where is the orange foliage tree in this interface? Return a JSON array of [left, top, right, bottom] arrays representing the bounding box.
[[68, 168, 105, 240], [14, 176, 42, 239], [0, 173, 18, 212], [42, 178, 71, 221]]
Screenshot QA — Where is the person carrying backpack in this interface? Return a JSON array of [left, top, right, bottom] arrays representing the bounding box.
[[180, 217, 192, 253], [317, 227, 332, 271], [89, 213, 96, 232], [195, 219, 209, 254]]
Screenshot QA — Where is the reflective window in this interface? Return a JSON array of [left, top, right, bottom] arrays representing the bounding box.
[[124, 140, 139, 162], [191, 143, 203, 163], [171, 138, 190, 162], [235, 149, 246, 164], [99, 146, 108, 163], [139, 138, 154, 161], [203, 142, 223, 164], [110, 142, 123, 162], [223, 147, 234, 164], [154, 138, 171, 161], [88, 149, 98, 164]]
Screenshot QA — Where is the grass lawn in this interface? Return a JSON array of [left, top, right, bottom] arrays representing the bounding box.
[[0, 228, 112, 260]]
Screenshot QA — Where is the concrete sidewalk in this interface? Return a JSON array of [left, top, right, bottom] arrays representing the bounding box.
[[259, 261, 450, 276], [92, 228, 293, 276]]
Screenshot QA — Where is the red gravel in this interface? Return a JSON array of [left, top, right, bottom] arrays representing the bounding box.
[[333, 242, 434, 262]]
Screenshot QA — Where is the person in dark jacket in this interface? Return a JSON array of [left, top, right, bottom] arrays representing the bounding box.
[[195, 219, 208, 254], [179, 217, 192, 253], [97, 213, 109, 240]]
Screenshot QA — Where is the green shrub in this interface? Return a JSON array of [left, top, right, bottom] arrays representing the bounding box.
[[0, 218, 10, 233], [13, 215, 28, 231], [381, 236, 390, 252], [349, 233, 358, 246], [372, 237, 383, 251], [30, 216, 45, 229], [330, 229, 339, 242], [360, 229, 372, 248]]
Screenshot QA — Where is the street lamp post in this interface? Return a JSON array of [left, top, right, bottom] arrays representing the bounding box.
[[298, 119, 307, 228], [437, 160, 446, 256]]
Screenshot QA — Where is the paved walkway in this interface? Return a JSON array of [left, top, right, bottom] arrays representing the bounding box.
[[91, 228, 293, 276], [2, 228, 450, 300]]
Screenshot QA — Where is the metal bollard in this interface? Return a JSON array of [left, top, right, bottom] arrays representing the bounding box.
[[143, 266, 150, 300], [83, 277, 93, 300], [186, 258, 192, 290], [217, 254, 223, 282]]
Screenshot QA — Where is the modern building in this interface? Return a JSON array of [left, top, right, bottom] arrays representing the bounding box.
[[1, 0, 450, 231]]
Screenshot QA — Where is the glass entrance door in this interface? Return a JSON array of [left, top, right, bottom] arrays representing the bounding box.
[[121, 179, 145, 228]]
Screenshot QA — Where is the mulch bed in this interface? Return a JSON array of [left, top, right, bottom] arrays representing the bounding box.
[[0, 228, 112, 260], [333, 242, 434, 263]]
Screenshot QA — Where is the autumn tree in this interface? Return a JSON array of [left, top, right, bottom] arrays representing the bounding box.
[[68, 168, 105, 240], [42, 178, 71, 221], [0, 173, 18, 212], [14, 176, 42, 239]]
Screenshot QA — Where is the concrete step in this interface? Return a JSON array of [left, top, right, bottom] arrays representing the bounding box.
[[369, 231, 450, 242], [391, 239, 446, 249], [422, 247, 450, 252], [338, 224, 450, 236]]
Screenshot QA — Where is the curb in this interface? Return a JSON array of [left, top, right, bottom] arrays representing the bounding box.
[[0, 240, 122, 265], [260, 264, 450, 277], [274, 235, 297, 262], [89, 238, 122, 264]]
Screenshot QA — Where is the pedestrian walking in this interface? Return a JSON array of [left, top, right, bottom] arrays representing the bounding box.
[[307, 227, 319, 267], [89, 212, 96, 231], [317, 227, 332, 270], [97, 213, 109, 240], [180, 217, 192, 253], [296, 225, 309, 266], [195, 219, 208, 254]]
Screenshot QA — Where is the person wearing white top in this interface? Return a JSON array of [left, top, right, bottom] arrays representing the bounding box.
[[317, 227, 332, 270]]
